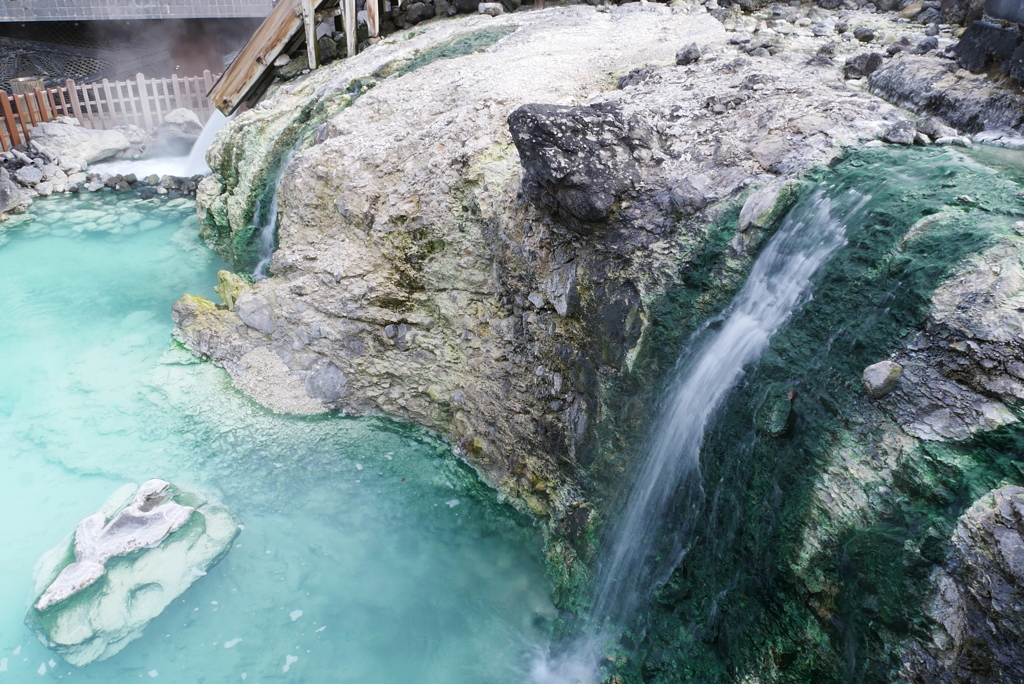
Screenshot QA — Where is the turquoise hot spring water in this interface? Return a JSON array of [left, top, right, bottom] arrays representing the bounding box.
[[0, 192, 555, 682]]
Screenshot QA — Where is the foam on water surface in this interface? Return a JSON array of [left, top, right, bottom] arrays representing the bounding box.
[[0, 193, 553, 682]]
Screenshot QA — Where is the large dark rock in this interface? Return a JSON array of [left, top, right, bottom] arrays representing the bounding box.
[[954, 21, 1021, 73], [507, 103, 654, 233], [404, 1, 434, 23], [903, 486, 1024, 683], [844, 52, 885, 79], [869, 54, 1024, 134], [940, 0, 984, 24]]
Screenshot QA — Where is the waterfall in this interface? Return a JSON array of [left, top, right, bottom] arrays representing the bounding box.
[[533, 186, 869, 683], [184, 111, 232, 177], [252, 140, 303, 280]]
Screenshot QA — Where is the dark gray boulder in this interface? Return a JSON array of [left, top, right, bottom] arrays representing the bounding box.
[[507, 103, 654, 233], [844, 51, 885, 78], [940, 0, 984, 25], [676, 42, 701, 65], [854, 26, 876, 42], [954, 21, 1021, 73], [882, 119, 916, 144], [868, 54, 1024, 135]]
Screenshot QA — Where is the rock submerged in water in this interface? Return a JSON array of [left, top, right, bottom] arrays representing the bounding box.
[[25, 479, 240, 667]]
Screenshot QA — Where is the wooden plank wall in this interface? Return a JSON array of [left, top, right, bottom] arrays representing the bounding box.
[[1, 71, 219, 152]]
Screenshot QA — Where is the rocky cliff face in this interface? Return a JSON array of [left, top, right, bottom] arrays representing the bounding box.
[[178, 4, 906, 541], [176, 3, 1024, 681]]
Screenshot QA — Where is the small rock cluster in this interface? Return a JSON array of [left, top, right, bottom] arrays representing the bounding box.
[[0, 107, 208, 216]]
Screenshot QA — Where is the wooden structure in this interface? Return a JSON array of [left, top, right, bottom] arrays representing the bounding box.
[[1, 72, 218, 152], [207, 0, 375, 115]]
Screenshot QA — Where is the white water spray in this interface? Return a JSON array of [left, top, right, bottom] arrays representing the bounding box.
[[533, 187, 868, 683], [184, 111, 232, 177], [90, 110, 232, 178]]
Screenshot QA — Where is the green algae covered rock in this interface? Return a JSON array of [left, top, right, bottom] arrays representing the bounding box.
[[213, 270, 251, 310], [25, 480, 240, 667]]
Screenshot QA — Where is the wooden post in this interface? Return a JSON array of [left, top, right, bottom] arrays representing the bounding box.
[[90, 83, 106, 129], [66, 79, 84, 124], [47, 88, 61, 117], [301, 0, 319, 71], [125, 79, 140, 128], [344, 0, 357, 59], [18, 94, 38, 127], [171, 74, 183, 111], [34, 89, 48, 121], [13, 95, 33, 142], [1, 92, 20, 148], [367, 0, 379, 39], [102, 79, 116, 128], [137, 73, 153, 130]]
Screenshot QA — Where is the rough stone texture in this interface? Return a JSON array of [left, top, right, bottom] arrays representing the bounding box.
[[676, 41, 701, 65], [940, 0, 985, 25], [883, 118, 917, 144], [25, 481, 239, 667], [0, 173, 28, 213], [954, 21, 1021, 74], [881, 239, 1024, 441], [869, 54, 1024, 135], [902, 486, 1024, 683], [14, 165, 44, 186], [863, 360, 903, 397], [844, 51, 884, 79], [180, 7, 905, 535], [29, 122, 130, 164], [507, 102, 651, 231]]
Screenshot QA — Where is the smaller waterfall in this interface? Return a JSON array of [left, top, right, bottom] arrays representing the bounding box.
[[184, 111, 232, 177], [252, 140, 303, 280], [531, 185, 871, 684]]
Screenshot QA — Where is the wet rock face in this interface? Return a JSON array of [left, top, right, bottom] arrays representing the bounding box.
[[904, 486, 1024, 683], [507, 103, 652, 232], [880, 240, 1024, 441]]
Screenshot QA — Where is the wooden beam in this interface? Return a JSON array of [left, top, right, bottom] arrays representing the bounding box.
[[344, 0, 356, 60], [301, 0, 319, 71]]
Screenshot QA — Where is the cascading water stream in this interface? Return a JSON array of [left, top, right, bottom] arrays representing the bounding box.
[[252, 139, 303, 280], [533, 186, 871, 683], [184, 111, 232, 176]]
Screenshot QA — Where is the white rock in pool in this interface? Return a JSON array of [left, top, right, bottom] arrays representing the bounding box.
[[25, 479, 241, 667]]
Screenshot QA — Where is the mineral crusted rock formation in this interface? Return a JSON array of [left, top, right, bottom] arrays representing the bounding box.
[[176, 7, 907, 534], [35, 479, 194, 612], [903, 486, 1024, 683], [26, 480, 240, 667], [28, 120, 131, 165]]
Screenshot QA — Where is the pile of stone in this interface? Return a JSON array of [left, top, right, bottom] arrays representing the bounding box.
[[0, 107, 210, 216]]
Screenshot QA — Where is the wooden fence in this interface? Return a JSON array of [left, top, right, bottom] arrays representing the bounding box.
[[1, 71, 218, 153]]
